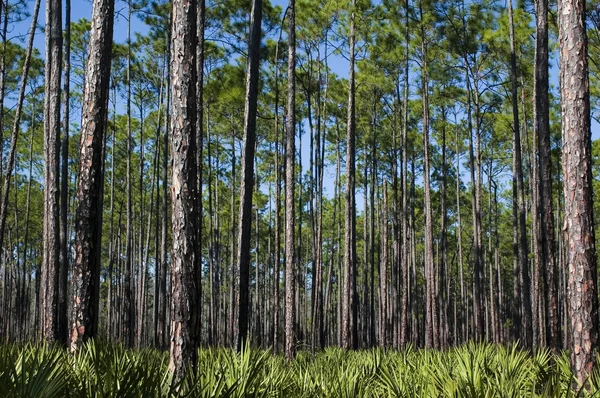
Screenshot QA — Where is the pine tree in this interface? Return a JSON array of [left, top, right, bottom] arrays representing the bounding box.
[[70, 0, 115, 352], [558, 0, 599, 387]]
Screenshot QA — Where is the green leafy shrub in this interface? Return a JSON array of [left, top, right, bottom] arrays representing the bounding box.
[[0, 341, 598, 397]]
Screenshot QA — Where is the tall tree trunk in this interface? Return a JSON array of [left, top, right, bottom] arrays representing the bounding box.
[[285, 0, 296, 360], [400, 0, 410, 347], [272, 35, 282, 354], [229, 131, 236, 346], [125, 1, 135, 348], [153, 56, 167, 347], [0, 0, 8, 178], [196, 0, 205, 347], [531, 85, 544, 348], [168, 0, 199, 380], [58, 0, 71, 346], [558, 0, 599, 387], [295, 120, 303, 346], [363, 150, 369, 347], [439, 108, 448, 347], [316, 42, 326, 350], [420, 1, 438, 349], [40, 0, 62, 342], [309, 43, 325, 351], [236, 0, 262, 350], [508, 0, 532, 348], [158, 45, 171, 350], [342, 1, 357, 350], [141, 140, 159, 346], [136, 101, 146, 348], [22, 106, 35, 341], [455, 124, 466, 343], [380, 181, 389, 347], [369, 104, 377, 348], [409, 158, 419, 346], [208, 117, 217, 344], [69, 0, 114, 351], [465, 70, 481, 342], [106, 85, 116, 339], [284, 0, 297, 360], [535, 0, 560, 349], [492, 179, 502, 343], [335, 125, 342, 345]]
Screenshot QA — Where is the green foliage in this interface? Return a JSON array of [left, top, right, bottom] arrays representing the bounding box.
[[0, 341, 599, 397]]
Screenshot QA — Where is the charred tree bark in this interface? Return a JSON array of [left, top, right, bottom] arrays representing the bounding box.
[[236, 0, 262, 351], [558, 0, 599, 387], [69, 0, 114, 352], [168, 0, 199, 380], [158, 45, 171, 350], [41, 0, 62, 342], [58, 0, 71, 346]]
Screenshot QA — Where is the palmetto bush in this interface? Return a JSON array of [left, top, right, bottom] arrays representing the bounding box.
[[0, 340, 598, 397]]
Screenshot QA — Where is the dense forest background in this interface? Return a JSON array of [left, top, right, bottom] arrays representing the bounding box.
[[1, 0, 600, 383]]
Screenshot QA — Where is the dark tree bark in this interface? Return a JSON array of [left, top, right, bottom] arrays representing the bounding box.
[[492, 179, 502, 343], [69, 0, 114, 352], [380, 181, 389, 347], [106, 84, 117, 340], [196, 0, 205, 348], [236, 0, 262, 351], [155, 49, 171, 349], [439, 108, 449, 347], [508, 0, 532, 348], [158, 48, 171, 350], [58, 0, 71, 346], [419, 0, 438, 350], [41, 0, 62, 342], [342, 1, 357, 351], [272, 17, 285, 353], [125, 0, 135, 348], [455, 125, 466, 343], [335, 125, 342, 346], [168, 0, 199, 380], [531, 91, 544, 348], [228, 132, 237, 346], [135, 96, 146, 349], [23, 110, 35, 341], [558, 0, 599, 387], [0, 0, 8, 177], [284, 0, 297, 361], [534, 0, 560, 349], [400, 0, 410, 347], [315, 44, 326, 351], [369, 103, 377, 348]]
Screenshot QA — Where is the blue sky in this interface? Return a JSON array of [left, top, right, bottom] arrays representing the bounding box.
[[10, 0, 600, 209]]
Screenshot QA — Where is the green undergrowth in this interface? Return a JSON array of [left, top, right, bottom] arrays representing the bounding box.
[[0, 341, 598, 397]]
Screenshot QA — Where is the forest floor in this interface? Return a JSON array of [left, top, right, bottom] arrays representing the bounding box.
[[0, 341, 596, 397]]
